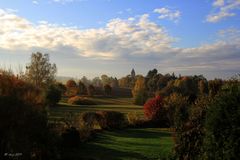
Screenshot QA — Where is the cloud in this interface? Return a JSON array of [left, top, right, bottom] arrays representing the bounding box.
[[0, 8, 239, 79], [213, 0, 225, 7], [0, 9, 174, 60], [32, 1, 39, 5], [154, 7, 181, 22], [207, 0, 240, 23], [52, 0, 85, 4]]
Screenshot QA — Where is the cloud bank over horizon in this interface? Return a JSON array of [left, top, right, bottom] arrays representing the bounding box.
[[0, 4, 239, 79]]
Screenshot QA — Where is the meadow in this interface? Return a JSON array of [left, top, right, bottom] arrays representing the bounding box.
[[49, 97, 144, 121], [49, 97, 174, 160], [63, 128, 174, 160]]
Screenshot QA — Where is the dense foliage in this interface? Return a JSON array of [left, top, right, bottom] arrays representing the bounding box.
[[174, 81, 240, 160], [0, 72, 58, 160], [203, 83, 240, 159], [45, 84, 62, 106], [144, 96, 169, 126]]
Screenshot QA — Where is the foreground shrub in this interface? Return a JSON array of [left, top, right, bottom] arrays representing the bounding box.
[[164, 93, 190, 127], [68, 96, 96, 105], [203, 84, 240, 159], [62, 112, 95, 143], [97, 111, 126, 129], [174, 96, 210, 160], [144, 96, 169, 126], [0, 96, 58, 160], [0, 72, 44, 108], [61, 127, 80, 148]]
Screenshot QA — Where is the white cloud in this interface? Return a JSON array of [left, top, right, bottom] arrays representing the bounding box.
[[213, 0, 225, 7], [0, 8, 239, 78], [0, 9, 174, 59], [32, 1, 39, 5], [52, 0, 85, 4], [154, 7, 181, 22], [207, 0, 240, 23]]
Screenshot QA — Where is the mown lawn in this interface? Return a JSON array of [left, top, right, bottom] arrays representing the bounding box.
[[60, 97, 134, 105], [63, 128, 174, 160], [49, 97, 144, 122]]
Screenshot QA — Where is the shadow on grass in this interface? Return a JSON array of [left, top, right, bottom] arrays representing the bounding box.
[[98, 128, 171, 139], [62, 143, 148, 160]]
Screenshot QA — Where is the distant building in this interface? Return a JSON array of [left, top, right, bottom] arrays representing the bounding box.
[[131, 68, 135, 79]]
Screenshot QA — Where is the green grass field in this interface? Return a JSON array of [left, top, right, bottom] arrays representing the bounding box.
[[49, 97, 144, 122], [50, 97, 174, 160], [63, 128, 174, 160]]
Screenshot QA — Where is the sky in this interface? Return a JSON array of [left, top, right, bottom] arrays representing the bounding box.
[[0, 0, 240, 79]]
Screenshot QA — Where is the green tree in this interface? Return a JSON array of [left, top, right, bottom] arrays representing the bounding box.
[[25, 52, 57, 87]]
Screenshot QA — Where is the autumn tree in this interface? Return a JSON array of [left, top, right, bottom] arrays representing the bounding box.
[[111, 77, 119, 88], [25, 52, 57, 87], [104, 84, 112, 96], [81, 76, 90, 86], [78, 80, 87, 95], [56, 82, 67, 95], [208, 79, 223, 97], [101, 74, 111, 86], [119, 75, 132, 88], [87, 85, 95, 96], [92, 77, 102, 87], [66, 79, 78, 97], [143, 96, 168, 126], [132, 76, 148, 105]]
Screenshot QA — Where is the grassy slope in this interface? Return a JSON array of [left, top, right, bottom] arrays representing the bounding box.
[[50, 97, 174, 159], [49, 97, 144, 121], [64, 128, 174, 160]]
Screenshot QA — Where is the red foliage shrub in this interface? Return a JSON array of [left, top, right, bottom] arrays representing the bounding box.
[[144, 96, 169, 126]]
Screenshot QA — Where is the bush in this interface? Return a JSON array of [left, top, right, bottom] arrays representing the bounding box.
[[203, 84, 240, 159], [144, 96, 169, 126], [0, 72, 44, 107], [68, 96, 96, 105], [97, 111, 126, 129], [45, 84, 62, 107], [0, 72, 59, 159], [0, 96, 58, 160], [174, 96, 210, 160], [127, 112, 143, 126], [77, 112, 101, 129], [164, 93, 190, 127], [61, 127, 80, 148]]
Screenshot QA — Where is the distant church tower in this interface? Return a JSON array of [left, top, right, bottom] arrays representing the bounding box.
[[131, 68, 135, 79]]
